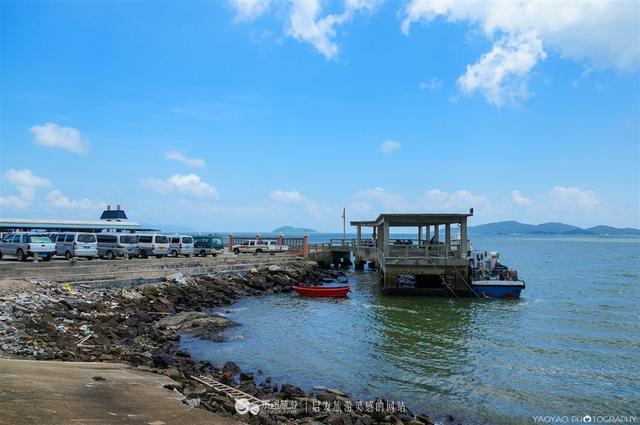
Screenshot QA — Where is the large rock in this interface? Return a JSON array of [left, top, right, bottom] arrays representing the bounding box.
[[247, 275, 273, 291], [157, 311, 233, 330]]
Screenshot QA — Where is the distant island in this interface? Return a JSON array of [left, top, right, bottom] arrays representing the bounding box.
[[272, 225, 318, 234], [470, 221, 640, 236]]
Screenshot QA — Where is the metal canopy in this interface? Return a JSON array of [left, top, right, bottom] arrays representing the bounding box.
[[0, 218, 141, 231], [352, 212, 472, 227]]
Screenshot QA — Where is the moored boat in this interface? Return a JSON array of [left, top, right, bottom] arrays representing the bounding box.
[[471, 279, 525, 299], [469, 250, 526, 299], [293, 285, 350, 297]]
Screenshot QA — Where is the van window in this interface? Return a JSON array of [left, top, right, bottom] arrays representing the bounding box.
[[182, 237, 193, 244], [138, 236, 152, 243], [155, 235, 169, 244], [29, 235, 53, 243], [194, 238, 209, 247], [5, 235, 15, 243], [171, 237, 180, 243], [120, 235, 137, 244], [97, 235, 117, 243], [212, 238, 222, 245], [77, 234, 96, 243], [56, 234, 65, 242], [65, 234, 74, 242]]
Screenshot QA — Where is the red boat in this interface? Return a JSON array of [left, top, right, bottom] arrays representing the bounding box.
[[293, 285, 350, 297]]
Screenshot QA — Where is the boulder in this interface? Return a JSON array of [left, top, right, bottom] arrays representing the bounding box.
[[222, 361, 241, 375], [247, 276, 273, 291]]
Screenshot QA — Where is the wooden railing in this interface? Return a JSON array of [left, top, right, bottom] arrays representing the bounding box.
[[385, 241, 461, 259]]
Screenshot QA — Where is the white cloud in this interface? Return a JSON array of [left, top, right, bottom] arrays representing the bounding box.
[[424, 189, 490, 212], [419, 77, 442, 90], [164, 151, 206, 168], [29, 123, 90, 154], [269, 189, 320, 218], [354, 187, 406, 211], [142, 174, 220, 198], [458, 32, 546, 107], [230, 0, 270, 21], [286, 0, 378, 59], [402, 0, 640, 105], [380, 140, 401, 155], [0, 195, 29, 210], [511, 190, 533, 206], [550, 186, 599, 209], [270, 190, 304, 202], [0, 169, 51, 209], [45, 190, 104, 210]]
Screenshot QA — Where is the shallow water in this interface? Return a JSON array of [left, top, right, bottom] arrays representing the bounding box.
[[182, 235, 640, 424]]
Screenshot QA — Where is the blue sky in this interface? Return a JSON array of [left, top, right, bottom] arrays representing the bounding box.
[[1, 0, 639, 232]]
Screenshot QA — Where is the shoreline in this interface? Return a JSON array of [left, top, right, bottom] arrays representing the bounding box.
[[0, 259, 443, 425]]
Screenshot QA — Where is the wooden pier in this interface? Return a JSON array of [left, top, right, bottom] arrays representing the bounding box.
[[310, 212, 475, 296]]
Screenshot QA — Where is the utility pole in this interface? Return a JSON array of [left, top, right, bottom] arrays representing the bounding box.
[[342, 207, 346, 241]]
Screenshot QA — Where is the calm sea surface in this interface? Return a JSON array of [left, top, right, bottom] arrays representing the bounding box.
[[182, 235, 640, 424]]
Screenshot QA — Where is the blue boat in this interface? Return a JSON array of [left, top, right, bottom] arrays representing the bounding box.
[[471, 279, 525, 299], [469, 249, 526, 299]]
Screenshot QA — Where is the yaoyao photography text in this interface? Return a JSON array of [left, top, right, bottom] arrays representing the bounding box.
[[532, 415, 638, 424]]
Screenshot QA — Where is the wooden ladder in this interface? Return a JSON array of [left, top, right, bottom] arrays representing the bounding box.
[[191, 375, 269, 407]]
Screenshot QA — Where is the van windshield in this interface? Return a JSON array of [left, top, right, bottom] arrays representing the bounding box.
[[121, 236, 137, 244], [29, 236, 53, 243], [77, 234, 96, 243], [155, 236, 169, 244], [182, 237, 193, 244]]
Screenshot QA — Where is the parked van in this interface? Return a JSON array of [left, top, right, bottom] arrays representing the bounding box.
[[0, 232, 56, 261], [137, 234, 170, 258], [193, 235, 225, 257], [168, 235, 194, 257], [96, 233, 139, 259], [55, 233, 98, 260]]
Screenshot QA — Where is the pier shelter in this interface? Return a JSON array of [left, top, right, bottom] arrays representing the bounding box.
[[351, 213, 473, 295]]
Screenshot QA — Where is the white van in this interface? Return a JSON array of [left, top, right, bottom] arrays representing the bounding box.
[[136, 234, 170, 258], [55, 233, 98, 260], [168, 235, 194, 257], [96, 233, 139, 259]]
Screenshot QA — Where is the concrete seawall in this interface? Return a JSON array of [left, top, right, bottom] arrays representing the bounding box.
[[0, 358, 239, 425]]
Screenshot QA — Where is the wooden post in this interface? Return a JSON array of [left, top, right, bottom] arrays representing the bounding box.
[[356, 225, 362, 244], [425, 225, 431, 242], [227, 234, 233, 251], [445, 223, 451, 258], [434, 224, 440, 242], [418, 225, 422, 245], [303, 234, 309, 258], [278, 233, 284, 246]]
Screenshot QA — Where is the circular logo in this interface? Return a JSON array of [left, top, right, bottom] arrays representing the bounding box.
[[235, 398, 262, 415], [235, 398, 251, 415], [583, 415, 592, 423], [249, 403, 261, 415]]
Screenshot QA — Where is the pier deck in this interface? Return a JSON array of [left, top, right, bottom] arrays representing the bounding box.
[[311, 212, 475, 296]]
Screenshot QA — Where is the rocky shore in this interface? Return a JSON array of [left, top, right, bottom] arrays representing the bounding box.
[[0, 260, 440, 425]]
